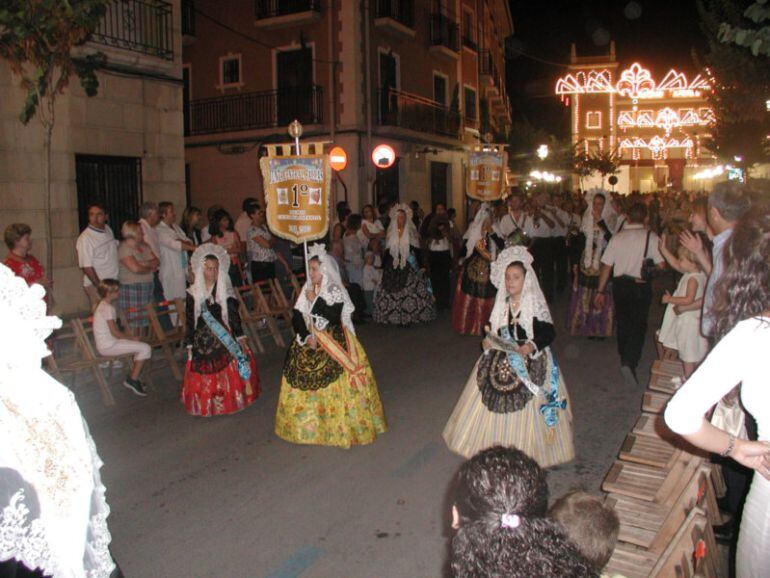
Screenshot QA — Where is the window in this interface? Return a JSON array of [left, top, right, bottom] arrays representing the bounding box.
[[433, 72, 448, 106], [75, 155, 142, 236], [586, 111, 602, 129], [219, 54, 242, 88], [464, 86, 477, 120], [462, 9, 476, 49]]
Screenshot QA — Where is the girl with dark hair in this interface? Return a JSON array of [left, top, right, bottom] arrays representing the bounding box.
[[665, 204, 770, 577], [450, 446, 595, 578], [209, 209, 244, 287], [443, 246, 574, 466], [181, 206, 203, 247]]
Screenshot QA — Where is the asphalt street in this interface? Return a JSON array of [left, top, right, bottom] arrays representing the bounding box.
[[73, 292, 662, 578]]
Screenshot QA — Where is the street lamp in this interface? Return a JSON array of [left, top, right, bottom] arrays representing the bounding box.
[[536, 144, 549, 161]]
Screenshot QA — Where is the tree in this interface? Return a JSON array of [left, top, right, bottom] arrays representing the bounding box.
[[588, 149, 620, 188], [505, 118, 554, 176], [719, 0, 770, 56], [697, 0, 770, 174], [0, 0, 109, 278]]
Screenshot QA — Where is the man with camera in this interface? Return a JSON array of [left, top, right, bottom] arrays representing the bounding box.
[[594, 202, 664, 386]]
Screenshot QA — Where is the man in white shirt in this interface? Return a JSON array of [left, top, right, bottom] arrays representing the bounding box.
[[594, 202, 665, 386], [156, 202, 196, 301], [76, 203, 119, 307], [494, 191, 536, 239], [138, 201, 167, 306], [546, 193, 570, 294], [529, 194, 557, 302]]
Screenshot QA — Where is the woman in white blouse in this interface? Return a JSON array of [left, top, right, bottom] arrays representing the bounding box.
[[664, 207, 770, 578]]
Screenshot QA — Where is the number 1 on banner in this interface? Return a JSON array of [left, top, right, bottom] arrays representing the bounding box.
[[291, 183, 309, 208]]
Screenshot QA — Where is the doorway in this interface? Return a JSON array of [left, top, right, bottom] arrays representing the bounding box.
[[276, 46, 313, 126], [430, 161, 449, 209]]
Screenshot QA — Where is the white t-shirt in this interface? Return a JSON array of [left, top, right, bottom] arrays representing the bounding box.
[[357, 219, 384, 245], [546, 206, 569, 237], [93, 301, 118, 350], [495, 211, 535, 238], [362, 264, 382, 291], [76, 226, 119, 287], [600, 223, 664, 279]]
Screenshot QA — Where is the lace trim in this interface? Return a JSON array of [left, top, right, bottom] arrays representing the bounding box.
[[0, 489, 55, 576]]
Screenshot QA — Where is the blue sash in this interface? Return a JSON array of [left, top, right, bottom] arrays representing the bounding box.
[[408, 253, 433, 295], [200, 300, 251, 380], [499, 325, 567, 427]]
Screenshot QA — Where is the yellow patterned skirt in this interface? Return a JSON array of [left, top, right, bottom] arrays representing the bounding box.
[[275, 331, 387, 448], [443, 356, 575, 468]]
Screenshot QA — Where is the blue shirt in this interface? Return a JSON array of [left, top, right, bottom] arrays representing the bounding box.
[[701, 228, 732, 337]]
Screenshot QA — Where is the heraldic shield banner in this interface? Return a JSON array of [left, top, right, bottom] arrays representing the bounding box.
[[260, 152, 331, 244], [466, 147, 507, 202]]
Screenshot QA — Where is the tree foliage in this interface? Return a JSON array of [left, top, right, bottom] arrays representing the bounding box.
[[0, 0, 109, 125], [719, 0, 770, 56], [697, 0, 770, 168]]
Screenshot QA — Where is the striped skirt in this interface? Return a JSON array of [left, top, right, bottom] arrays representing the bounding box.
[[443, 353, 575, 468]]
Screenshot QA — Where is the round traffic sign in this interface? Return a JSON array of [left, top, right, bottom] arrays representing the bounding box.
[[329, 146, 347, 171], [371, 144, 396, 169]]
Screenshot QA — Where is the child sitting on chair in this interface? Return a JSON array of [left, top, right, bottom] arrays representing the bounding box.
[[549, 490, 621, 577], [93, 279, 151, 396], [449, 446, 595, 577]]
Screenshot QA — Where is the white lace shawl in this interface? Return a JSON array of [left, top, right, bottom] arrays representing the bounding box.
[[489, 246, 552, 350], [0, 264, 114, 578], [294, 244, 356, 336], [385, 204, 419, 269], [188, 243, 235, 328], [580, 188, 616, 271], [462, 203, 492, 263]]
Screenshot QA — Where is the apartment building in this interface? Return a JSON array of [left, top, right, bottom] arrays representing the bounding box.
[[0, 0, 187, 314], [183, 0, 513, 218]]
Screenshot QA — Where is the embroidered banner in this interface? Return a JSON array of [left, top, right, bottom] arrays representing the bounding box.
[[260, 144, 331, 243], [466, 146, 508, 201]]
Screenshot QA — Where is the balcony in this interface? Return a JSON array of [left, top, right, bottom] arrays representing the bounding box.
[[374, 0, 415, 39], [254, 0, 321, 28], [378, 88, 460, 139], [186, 85, 324, 136], [462, 32, 478, 52], [429, 13, 460, 59], [91, 0, 174, 60], [479, 50, 498, 87], [182, 0, 195, 44]]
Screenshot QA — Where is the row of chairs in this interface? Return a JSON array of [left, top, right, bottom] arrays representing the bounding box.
[[45, 273, 308, 406], [603, 359, 725, 578]]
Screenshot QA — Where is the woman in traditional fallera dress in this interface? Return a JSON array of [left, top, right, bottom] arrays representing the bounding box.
[[443, 246, 574, 468], [568, 190, 615, 338], [373, 204, 436, 326], [181, 244, 260, 416], [275, 244, 387, 448], [451, 203, 504, 336]]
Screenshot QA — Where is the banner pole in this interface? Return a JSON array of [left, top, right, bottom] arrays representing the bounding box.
[[292, 130, 310, 280]]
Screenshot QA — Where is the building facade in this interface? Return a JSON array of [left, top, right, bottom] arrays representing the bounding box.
[[183, 0, 513, 219], [0, 0, 187, 314], [556, 43, 718, 193]]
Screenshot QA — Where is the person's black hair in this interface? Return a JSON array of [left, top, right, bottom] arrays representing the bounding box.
[[628, 202, 647, 224], [346, 213, 363, 231], [242, 197, 258, 212], [209, 209, 234, 237], [247, 203, 262, 217], [451, 446, 594, 577]]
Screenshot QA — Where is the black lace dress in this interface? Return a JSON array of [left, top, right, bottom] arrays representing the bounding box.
[[373, 247, 436, 326]]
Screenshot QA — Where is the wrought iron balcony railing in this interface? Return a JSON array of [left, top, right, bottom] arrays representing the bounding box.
[[186, 85, 324, 136], [255, 0, 321, 19], [375, 0, 414, 29], [429, 12, 460, 53], [378, 88, 460, 138], [479, 50, 497, 79], [91, 0, 174, 60]]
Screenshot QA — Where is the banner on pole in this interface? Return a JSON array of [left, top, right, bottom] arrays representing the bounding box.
[[260, 143, 331, 244], [465, 145, 508, 201]]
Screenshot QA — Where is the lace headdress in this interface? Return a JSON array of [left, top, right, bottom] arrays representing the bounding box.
[[294, 244, 356, 334], [0, 264, 115, 577], [489, 246, 552, 342], [189, 242, 234, 327], [462, 203, 492, 263], [385, 203, 419, 269]]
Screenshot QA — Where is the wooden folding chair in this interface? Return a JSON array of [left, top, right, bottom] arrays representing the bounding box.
[[290, 272, 306, 303], [632, 412, 676, 441], [70, 317, 139, 406], [648, 373, 683, 395], [602, 453, 701, 503], [235, 285, 285, 351], [604, 541, 660, 578], [145, 299, 186, 381], [607, 464, 721, 552], [253, 280, 292, 324], [642, 390, 672, 414], [651, 359, 685, 381], [649, 508, 720, 578]]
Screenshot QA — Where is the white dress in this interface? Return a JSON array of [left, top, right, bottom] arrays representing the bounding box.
[[664, 317, 770, 578], [658, 271, 708, 363]]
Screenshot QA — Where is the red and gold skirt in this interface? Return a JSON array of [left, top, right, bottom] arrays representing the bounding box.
[[181, 352, 260, 417], [451, 275, 494, 336]]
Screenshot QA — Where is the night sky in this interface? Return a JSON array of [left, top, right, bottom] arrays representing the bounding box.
[[506, 0, 709, 137]]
